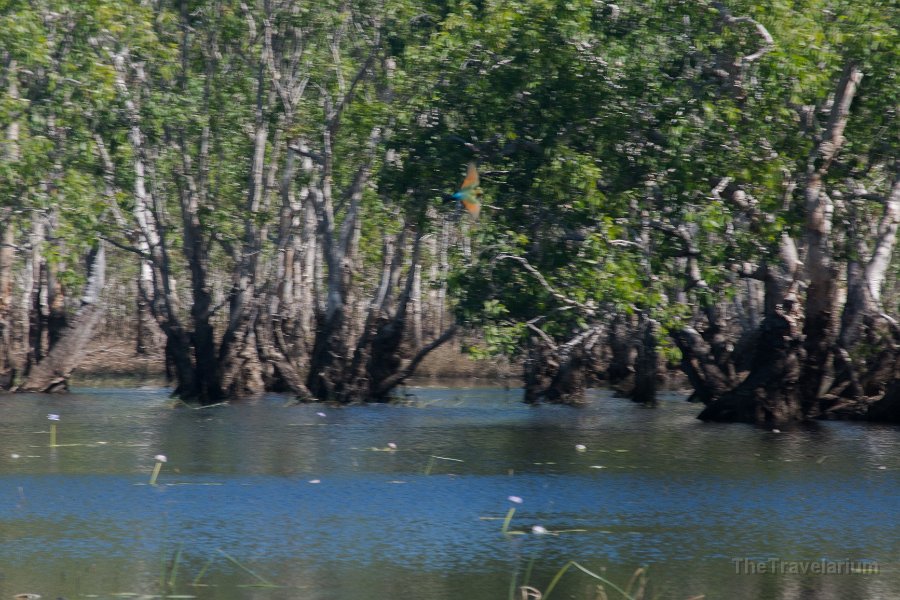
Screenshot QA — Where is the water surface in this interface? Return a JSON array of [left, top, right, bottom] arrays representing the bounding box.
[[1, 387, 899, 599]]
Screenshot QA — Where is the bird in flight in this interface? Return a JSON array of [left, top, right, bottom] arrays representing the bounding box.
[[452, 162, 482, 218]]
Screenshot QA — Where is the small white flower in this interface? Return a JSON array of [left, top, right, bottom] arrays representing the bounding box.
[[772, 429, 781, 433], [531, 525, 548, 535], [308, 479, 321, 484], [10, 453, 20, 459], [387, 442, 397, 450], [575, 444, 587, 452], [508, 495, 523, 504], [47, 414, 60, 421], [154, 454, 168, 463], [316, 412, 327, 417]]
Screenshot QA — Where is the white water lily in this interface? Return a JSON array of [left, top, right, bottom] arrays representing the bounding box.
[[10, 453, 20, 459], [47, 414, 60, 421], [508, 495, 523, 504], [531, 525, 549, 535], [387, 442, 397, 449], [575, 444, 587, 452], [154, 454, 168, 463], [316, 412, 327, 417]]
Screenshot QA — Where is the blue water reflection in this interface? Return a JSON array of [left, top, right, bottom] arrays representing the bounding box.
[[1, 386, 899, 599]]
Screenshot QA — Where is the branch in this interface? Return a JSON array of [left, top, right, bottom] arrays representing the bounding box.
[[526, 317, 557, 349], [287, 141, 323, 164], [91, 133, 130, 230], [374, 324, 458, 395], [326, 42, 380, 137], [649, 220, 708, 290], [493, 254, 596, 316], [864, 178, 900, 301], [99, 234, 151, 259], [713, 3, 775, 65], [809, 63, 862, 179], [338, 126, 382, 255]]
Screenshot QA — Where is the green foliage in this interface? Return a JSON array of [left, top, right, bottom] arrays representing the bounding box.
[[1, 0, 896, 349]]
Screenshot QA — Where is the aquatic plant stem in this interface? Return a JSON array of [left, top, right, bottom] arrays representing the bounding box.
[[168, 543, 183, 588], [149, 461, 164, 485], [543, 561, 637, 600], [523, 556, 536, 588], [192, 557, 214, 586], [508, 567, 517, 600], [500, 507, 516, 534], [49, 423, 57, 447], [217, 548, 277, 587]]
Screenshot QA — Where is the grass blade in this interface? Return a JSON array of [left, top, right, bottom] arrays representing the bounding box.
[[543, 561, 637, 600], [217, 548, 276, 587]]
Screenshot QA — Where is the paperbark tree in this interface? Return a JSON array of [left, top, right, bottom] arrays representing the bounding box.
[[18, 243, 107, 392]]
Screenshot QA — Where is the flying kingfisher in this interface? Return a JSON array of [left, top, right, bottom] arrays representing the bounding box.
[[452, 162, 482, 218]]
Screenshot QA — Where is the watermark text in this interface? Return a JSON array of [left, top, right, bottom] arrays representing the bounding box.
[[731, 558, 879, 575]]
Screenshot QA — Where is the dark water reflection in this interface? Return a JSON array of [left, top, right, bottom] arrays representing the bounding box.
[[1, 387, 899, 599]]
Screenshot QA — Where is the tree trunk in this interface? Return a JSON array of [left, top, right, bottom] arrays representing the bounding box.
[[630, 315, 659, 405], [218, 48, 273, 399], [135, 260, 157, 355], [698, 301, 804, 423], [799, 63, 862, 411], [607, 313, 637, 391], [46, 256, 67, 350], [0, 59, 19, 388], [689, 65, 861, 424], [523, 326, 603, 406], [18, 244, 107, 393], [24, 213, 45, 376]]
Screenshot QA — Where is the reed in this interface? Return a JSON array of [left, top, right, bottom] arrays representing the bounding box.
[[47, 414, 59, 447], [542, 561, 639, 600], [149, 454, 167, 485], [217, 548, 278, 587], [500, 507, 517, 534]]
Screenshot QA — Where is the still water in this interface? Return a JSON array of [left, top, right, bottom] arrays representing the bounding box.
[[1, 387, 899, 600]]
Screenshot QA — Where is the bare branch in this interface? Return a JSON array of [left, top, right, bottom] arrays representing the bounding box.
[[374, 324, 458, 395], [326, 42, 380, 136], [493, 254, 596, 316], [527, 318, 557, 349], [713, 3, 775, 65]]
